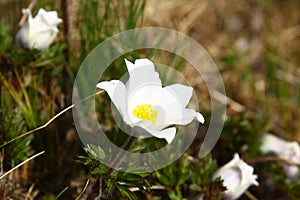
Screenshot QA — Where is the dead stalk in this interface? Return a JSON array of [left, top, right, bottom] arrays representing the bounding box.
[[0, 151, 44, 180]]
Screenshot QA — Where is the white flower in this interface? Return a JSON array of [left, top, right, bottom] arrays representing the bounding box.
[[96, 58, 204, 144], [213, 153, 259, 200], [260, 133, 300, 179], [16, 8, 62, 50], [260, 133, 288, 155], [280, 142, 300, 179]]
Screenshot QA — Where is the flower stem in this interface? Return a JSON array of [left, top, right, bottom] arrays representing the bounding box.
[[248, 156, 300, 167], [19, 0, 36, 27], [107, 135, 137, 174]]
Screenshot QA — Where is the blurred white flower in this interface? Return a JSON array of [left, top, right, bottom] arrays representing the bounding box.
[[280, 142, 300, 179], [260, 133, 300, 179], [260, 133, 288, 155], [96, 58, 204, 144], [16, 8, 62, 50], [213, 153, 259, 200]]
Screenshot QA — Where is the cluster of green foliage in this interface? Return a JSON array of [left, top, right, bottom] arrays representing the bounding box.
[[0, 15, 69, 198], [79, 145, 224, 200]]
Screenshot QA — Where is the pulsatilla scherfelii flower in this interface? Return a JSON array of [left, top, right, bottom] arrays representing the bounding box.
[[213, 153, 259, 200], [260, 133, 300, 179], [96, 58, 204, 144], [16, 8, 62, 50]]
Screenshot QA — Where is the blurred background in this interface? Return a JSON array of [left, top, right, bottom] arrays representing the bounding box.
[[0, 0, 300, 199]]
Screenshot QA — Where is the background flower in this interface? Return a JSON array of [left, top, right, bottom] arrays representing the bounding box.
[[213, 153, 259, 200], [280, 142, 300, 179], [16, 8, 62, 50], [260, 133, 300, 179], [260, 133, 288, 155]]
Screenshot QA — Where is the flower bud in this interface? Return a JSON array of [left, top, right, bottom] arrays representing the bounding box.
[[213, 153, 259, 200], [16, 8, 62, 50]]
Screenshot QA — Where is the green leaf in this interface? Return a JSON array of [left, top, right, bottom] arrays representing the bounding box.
[[116, 184, 137, 200], [177, 155, 190, 186], [168, 190, 182, 200], [91, 164, 108, 175], [86, 144, 106, 160], [54, 187, 69, 200], [189, 183, 202, 192]]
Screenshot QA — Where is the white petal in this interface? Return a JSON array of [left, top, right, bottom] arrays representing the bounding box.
[[220, 167, 242, 195], [148, 127, 176, 144], [151, 105, 167, 130], [16, 24, 29, 48], [213, 153, 240, 175], [147, 85, 204, 127], [132, 126, 176, 144], [124, 58, 135, 71], [125, 59, 162, 96], [38, 8, 62, 26], [260, 133, 288, 155], [165, 108, 204, 127], [37, 8, 47, 15], [96, 80, 128, 121], [284, 165, 299, 180], [22, 8, 32, 16], [27, 31, 58, 50], [128, 84, 163, 109], [164, 84, 193, 108], [239, 159, 259, 187], [196, 112, 205, 124], [125, 58, 154, 72], [30, 10, 60, 33], [279, 142, 300, 179]]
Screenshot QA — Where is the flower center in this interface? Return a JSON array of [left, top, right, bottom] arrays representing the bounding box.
[[132, 104, 158, 124]]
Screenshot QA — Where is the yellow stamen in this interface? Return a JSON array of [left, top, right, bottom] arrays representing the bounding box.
[[132, 104, 158, 125]]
